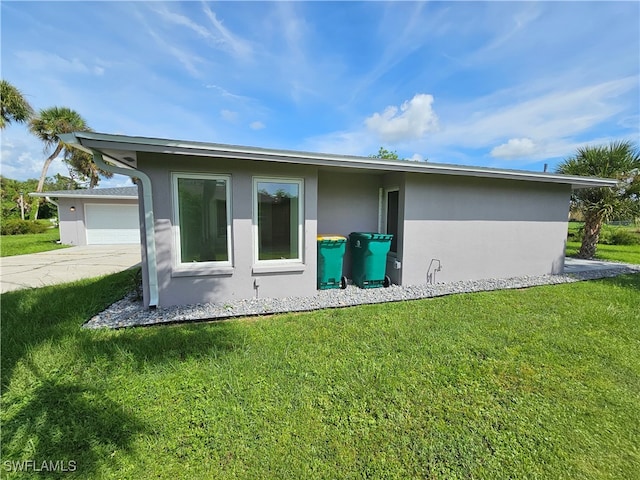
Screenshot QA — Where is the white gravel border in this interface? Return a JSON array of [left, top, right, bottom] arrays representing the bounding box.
[[85, 265, 640, 329]]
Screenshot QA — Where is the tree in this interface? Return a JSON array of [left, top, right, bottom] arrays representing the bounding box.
[[47, 173, 84, 191], [369, 147, 428, 161], [370, 147, 399, 160], [64, 148, 113, 188], [29, 107, 92, 195], [556, 140, 640, 259], [0, 80, 34, 128], [0, 176, 57, 220]]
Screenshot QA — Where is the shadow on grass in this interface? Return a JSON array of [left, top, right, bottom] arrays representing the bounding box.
[[1, 375, 148, 477], [77, 321, 243, 369], [0, 270, 139, 393], [1, 269, 246, 477], [0, 271, 149, 476], [1, 268, 243, 390]]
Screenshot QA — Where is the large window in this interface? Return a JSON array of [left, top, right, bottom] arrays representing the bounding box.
[[173, 173, 231, 266], [253, 178, 303, 262]]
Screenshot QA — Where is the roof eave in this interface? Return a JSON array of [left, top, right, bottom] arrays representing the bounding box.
[[29, 192, 137, 199], [65, 131, 619, 189]]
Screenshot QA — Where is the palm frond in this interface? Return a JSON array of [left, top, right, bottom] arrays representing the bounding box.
[[0, 80, 34, 128]]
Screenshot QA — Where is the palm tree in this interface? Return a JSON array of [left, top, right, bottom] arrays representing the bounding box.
[[29, 107, 92, 194], [556, 141, 640, 259], [0, 80, 34, 128]]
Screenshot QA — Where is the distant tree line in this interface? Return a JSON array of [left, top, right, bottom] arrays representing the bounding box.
[[0, 174, 84, 221]]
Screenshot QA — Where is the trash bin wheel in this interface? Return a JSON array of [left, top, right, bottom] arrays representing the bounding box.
[[340, 276, 348, 289], [383, 275, 391, 288]]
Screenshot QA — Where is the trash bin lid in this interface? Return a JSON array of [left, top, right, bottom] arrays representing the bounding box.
[[317, 235, 347, 241], [349, 232, 393, 240]]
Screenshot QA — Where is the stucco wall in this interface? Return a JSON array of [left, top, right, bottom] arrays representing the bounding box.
[[317, 170, 381, 277], [134, 153, 573, 307], [137, 153, 318, 307], [56, 197, 138, 246], [400, 174, 570, 285]]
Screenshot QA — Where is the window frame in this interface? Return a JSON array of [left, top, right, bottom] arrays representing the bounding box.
[[171, 172, 233, 270], [252, 176, 304, 265]]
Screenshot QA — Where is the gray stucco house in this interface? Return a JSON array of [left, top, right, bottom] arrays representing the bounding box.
[[61, 132, 616, 309], [30, 187, 139, 245]]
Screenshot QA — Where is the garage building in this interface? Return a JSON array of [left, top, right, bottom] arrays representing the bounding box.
[[30, 186, 140, 246]]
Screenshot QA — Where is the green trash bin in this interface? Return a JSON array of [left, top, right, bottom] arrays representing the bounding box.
[[317, 235, 348, 290], [349, 232, 393, 288]]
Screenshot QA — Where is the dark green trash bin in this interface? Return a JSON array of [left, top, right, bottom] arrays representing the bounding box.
[[317, 235, 348, 290], [349, 232, 393, 288]]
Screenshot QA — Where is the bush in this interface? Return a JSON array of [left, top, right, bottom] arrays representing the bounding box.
[[1, 219, 48, 235], [569, 224, 640, 246], [608, 229, 640, 245]]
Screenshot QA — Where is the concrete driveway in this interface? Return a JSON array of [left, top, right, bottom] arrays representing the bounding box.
[[0, 245, 141, 293]]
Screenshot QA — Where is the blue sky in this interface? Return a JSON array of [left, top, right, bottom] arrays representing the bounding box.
[[1, 1, 639, 188]]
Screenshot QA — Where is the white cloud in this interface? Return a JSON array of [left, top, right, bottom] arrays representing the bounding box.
[[0, 126, 69, 181], [151, 5, 211, 38], [221, 109, 238, 122], [456, 77, 635, 146], [151, 3, 253, 60], [490, 138, 538, 159], [144, 27, 205, 78], [476, 4, 542, 55], [309, 75, 637, 167], [202, 4, 253, 59], [249, 121, 265, 130], [365, 94, 439, 143], [204, 84, 253, 103], [351, 2, 441, 102], [409, 153, 424, 162], [14, 50, 105, 77]]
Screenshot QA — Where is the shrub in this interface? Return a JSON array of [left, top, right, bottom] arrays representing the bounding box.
[[609, 229, 640, 245], [1, 219, 48, 235], [569, 224, 640, 246]]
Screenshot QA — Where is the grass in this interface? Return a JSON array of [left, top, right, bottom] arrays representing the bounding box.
[[2, 269, 640, 479], [0, 228, 68, 257], [566, 241, 640, 264], [566, 221, 640, 264]]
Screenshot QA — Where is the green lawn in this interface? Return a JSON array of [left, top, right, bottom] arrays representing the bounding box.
[[0, 228, 69, 257], [566, 241, 640, 264], [566, 222, 640, 264], [2, 270, 639, 479]]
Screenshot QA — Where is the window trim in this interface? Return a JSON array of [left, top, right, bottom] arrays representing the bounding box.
[[252, 176, 304, 265], [171, 172, 233, 270]]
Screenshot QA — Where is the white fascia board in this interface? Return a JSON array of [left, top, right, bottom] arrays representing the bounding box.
[[66, 131, 619, 189], [29, 192, 136, 199]]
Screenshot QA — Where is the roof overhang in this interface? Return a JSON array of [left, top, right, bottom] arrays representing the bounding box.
[[60, 131, 619, 190], [29, 192, 136, 200]]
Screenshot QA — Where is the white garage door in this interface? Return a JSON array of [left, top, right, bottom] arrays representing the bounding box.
[[85, 204, 140, 245]]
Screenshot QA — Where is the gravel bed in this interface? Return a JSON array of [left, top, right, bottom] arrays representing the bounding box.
[[86, 265, 640, 329]]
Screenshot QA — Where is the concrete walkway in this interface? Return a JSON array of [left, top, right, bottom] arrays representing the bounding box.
[[0, 245, 141, 293], [563, 257, 639, 274]]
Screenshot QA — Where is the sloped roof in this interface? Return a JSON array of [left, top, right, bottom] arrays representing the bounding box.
[[30, 186, 138, 199], [60, 131, 619, 189]]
